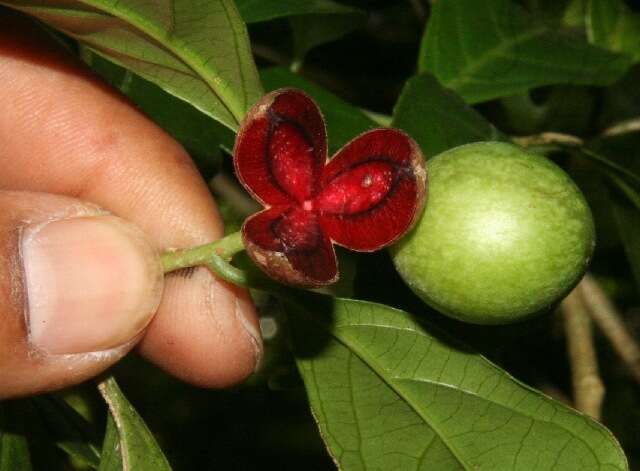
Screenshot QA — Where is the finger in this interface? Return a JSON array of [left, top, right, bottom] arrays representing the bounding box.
[[0, 13, 262, 388], [0, 191, 163, 399]]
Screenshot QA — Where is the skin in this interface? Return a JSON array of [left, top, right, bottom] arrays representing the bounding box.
[[0, 13, 261, 398], [392, 142, 595, 325]]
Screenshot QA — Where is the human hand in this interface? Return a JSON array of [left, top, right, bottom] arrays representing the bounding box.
[[0, 13, 262, 398]]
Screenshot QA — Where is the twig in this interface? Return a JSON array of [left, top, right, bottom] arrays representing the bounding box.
[[513, 132, 584, 148], [561, 288, 605, 420], [579, 274, 640, 384], [602, 117, 640, 138], [161, 231, 245, 274]]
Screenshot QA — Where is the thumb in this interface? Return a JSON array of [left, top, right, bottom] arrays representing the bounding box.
[[0, 191, 163, 398]]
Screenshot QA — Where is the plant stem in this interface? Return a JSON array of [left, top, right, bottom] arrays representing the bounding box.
[[579, 274, 640, 384], [513, 132, 584, 148], [602, 117, 640, 138], [161, 231, 244, 274], [561, 288, 605, 420], [160, 231, 284, 294]]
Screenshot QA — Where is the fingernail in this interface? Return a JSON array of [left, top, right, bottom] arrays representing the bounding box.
[[21, 215, 164, 354]]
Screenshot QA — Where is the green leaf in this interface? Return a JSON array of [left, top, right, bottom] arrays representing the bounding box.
[[563, 0, 588, 29], [261, 67, 377, 153], [98, 376, 172, 471], [235, 0, 361, 24], [419, 0, 631, 104], [588, 0, 640, 62], [287, 294, 629, 471], [2, 0, 263, 131], [0, 402, 33, 471], [98, 415, 123, 471], [32, 395, 101, 469], [392, 73, 503, 159]]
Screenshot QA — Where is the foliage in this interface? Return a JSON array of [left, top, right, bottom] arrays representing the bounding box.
[[2, 0, 640, 469]]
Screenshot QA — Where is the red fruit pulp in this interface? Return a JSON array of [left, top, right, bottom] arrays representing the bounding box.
[[234, 88, 427, 287]]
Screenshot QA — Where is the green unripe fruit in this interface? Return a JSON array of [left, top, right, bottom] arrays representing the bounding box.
[[391, 142, 595, 325]]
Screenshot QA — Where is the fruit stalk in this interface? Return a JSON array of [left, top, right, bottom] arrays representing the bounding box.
[[161, 231, 244, 274]]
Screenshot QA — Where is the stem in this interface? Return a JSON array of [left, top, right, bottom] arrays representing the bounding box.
[[206, 254, 250, 287], [579, 274, 640, 385], [161, 231, 284, 294], [513, 132, 584, 148], [561, 288, 605, 420], [602, 117, 640, 138], [161, 232, 244, 274]]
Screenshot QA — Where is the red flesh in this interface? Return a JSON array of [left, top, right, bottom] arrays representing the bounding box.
[[234, 89, 426, 287]]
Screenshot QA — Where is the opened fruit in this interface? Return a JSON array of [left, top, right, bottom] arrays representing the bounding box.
[[234, 89, 427, 287], [391, 142, 595, 324]]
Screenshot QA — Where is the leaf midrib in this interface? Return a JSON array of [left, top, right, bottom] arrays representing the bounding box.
[[309, 302, 627, 471], [304, 310, 474, 471], [335, 320, 625, 470], [3, 0, 244, 127]]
